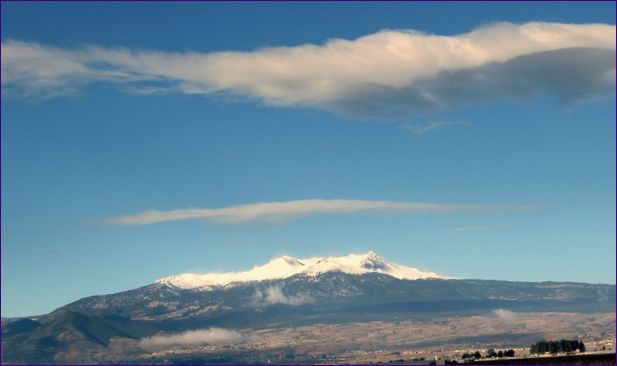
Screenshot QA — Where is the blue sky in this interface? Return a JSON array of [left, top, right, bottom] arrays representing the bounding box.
[[1, 2, 615, 317]]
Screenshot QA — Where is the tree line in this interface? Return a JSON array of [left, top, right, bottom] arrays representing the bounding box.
[[461, 348, 515, 359], [530, 339, 586, 355]]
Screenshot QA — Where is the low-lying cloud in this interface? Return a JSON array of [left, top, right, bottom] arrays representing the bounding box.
[[252, 284, 313, 306], [2, 22, 614, 117], [493, 308, 518, 321], [139, 328, 245, 350], [103, 199, 539, 225]]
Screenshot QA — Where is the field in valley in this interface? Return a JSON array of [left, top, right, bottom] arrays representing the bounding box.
[[93, 311, 616, 364]]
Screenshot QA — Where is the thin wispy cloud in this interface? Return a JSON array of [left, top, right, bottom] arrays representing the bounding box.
[[447, 223, 514, 232], [403, 121, 468, 135], [2, 22, 614, 117], [103, 199, 539, 226]]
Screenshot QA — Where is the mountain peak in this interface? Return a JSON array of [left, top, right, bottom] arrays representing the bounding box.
[[362, 250, 384, 261], [275, 255, 305, 266], [156, 251, 450, 290]]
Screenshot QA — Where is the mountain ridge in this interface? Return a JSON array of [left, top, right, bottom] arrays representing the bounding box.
[[3, 272, 615, 364], [2, 252, 615, 364]]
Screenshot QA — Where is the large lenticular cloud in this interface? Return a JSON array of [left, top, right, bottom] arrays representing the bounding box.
[[2, 22, 614, 116], [103, 199, 539, 225]]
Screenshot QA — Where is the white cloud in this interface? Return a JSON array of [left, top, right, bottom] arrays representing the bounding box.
[[403, 121, 468, 135], [492, 308, 518, 322], [252, 284, 313, 306], [2, 22, 614, 116], [103, 199, 539, 225], [447, 223, 514, 232], [139, 328, 245, 350]]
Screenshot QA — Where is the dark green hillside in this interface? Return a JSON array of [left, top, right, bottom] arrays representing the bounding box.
[[2, 311, 159, 364], [53, 274, 615, 322]]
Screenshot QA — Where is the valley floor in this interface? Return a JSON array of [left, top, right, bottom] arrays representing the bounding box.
[[98, 311, 615, 364]]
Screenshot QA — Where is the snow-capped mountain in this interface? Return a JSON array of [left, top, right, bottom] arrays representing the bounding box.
[[155, 251, 449, 290], [7, 253, 614, 364]]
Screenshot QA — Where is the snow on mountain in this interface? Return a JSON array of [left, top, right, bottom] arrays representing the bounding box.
[[155, 251, 450, 290]]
